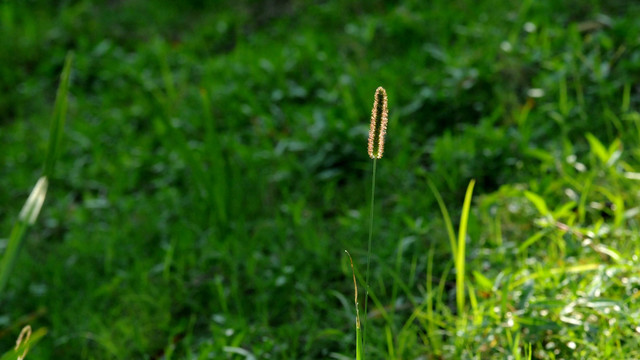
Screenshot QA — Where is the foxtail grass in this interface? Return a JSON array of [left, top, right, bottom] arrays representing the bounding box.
[[362, 86, 388, 357], [0, 52, 73, 296]]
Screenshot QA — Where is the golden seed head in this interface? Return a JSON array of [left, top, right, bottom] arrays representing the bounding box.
[[368, 87, 388, 159]]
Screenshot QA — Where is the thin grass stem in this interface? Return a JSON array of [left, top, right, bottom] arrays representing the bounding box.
[[363, 157, 377, 351]]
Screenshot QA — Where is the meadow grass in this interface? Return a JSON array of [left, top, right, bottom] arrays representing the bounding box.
[[2, 1, 640, 359]]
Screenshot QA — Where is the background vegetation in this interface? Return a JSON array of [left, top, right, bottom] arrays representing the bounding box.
[[2, 0, 640, 358]]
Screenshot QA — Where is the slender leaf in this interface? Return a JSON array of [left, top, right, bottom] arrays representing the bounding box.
[[456, 179, 475, 316], [524, 191, 550, 217], [585, 132, 609, 164], [426, 177, 457, 259], [43, 53, 73, 178]]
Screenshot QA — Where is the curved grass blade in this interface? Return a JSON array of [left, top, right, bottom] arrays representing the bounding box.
[[456, 179, 475, 316], [426, 177, 457, 259], [44, 53, 73, 178]]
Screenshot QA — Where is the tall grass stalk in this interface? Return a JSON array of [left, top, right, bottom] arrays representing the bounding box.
[[0, 52, 73, 296], [363, 86, 388, 355], [363, 156, 376, 347]]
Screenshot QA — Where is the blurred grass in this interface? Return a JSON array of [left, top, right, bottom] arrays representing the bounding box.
[[0, 52, 72, 296], [2, 0, 640, 358], [0, 326, 47, 360]]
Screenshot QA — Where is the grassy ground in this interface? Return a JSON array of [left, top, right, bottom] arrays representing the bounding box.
[[2, 0, 640, 358]]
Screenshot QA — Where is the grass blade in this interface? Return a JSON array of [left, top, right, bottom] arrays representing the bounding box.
[[200, 88, 228, 224], [426, 177, 457, 259], [43, 52, 73, 178], [456, 179, 475, 316], [0, 178, 49, 294], [0, 52, 72, 296], [356, 323, 364, 360]]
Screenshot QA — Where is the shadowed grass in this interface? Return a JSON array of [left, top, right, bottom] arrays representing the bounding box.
[[0, 52, 73, 296]]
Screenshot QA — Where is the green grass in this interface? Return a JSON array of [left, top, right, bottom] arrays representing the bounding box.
[[2, 0, 640, 358], [0, 52, 72, 298], [0, 326, 47, 360]]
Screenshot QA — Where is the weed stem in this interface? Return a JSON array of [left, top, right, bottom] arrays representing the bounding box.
[[363, 157, 377, 351]]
